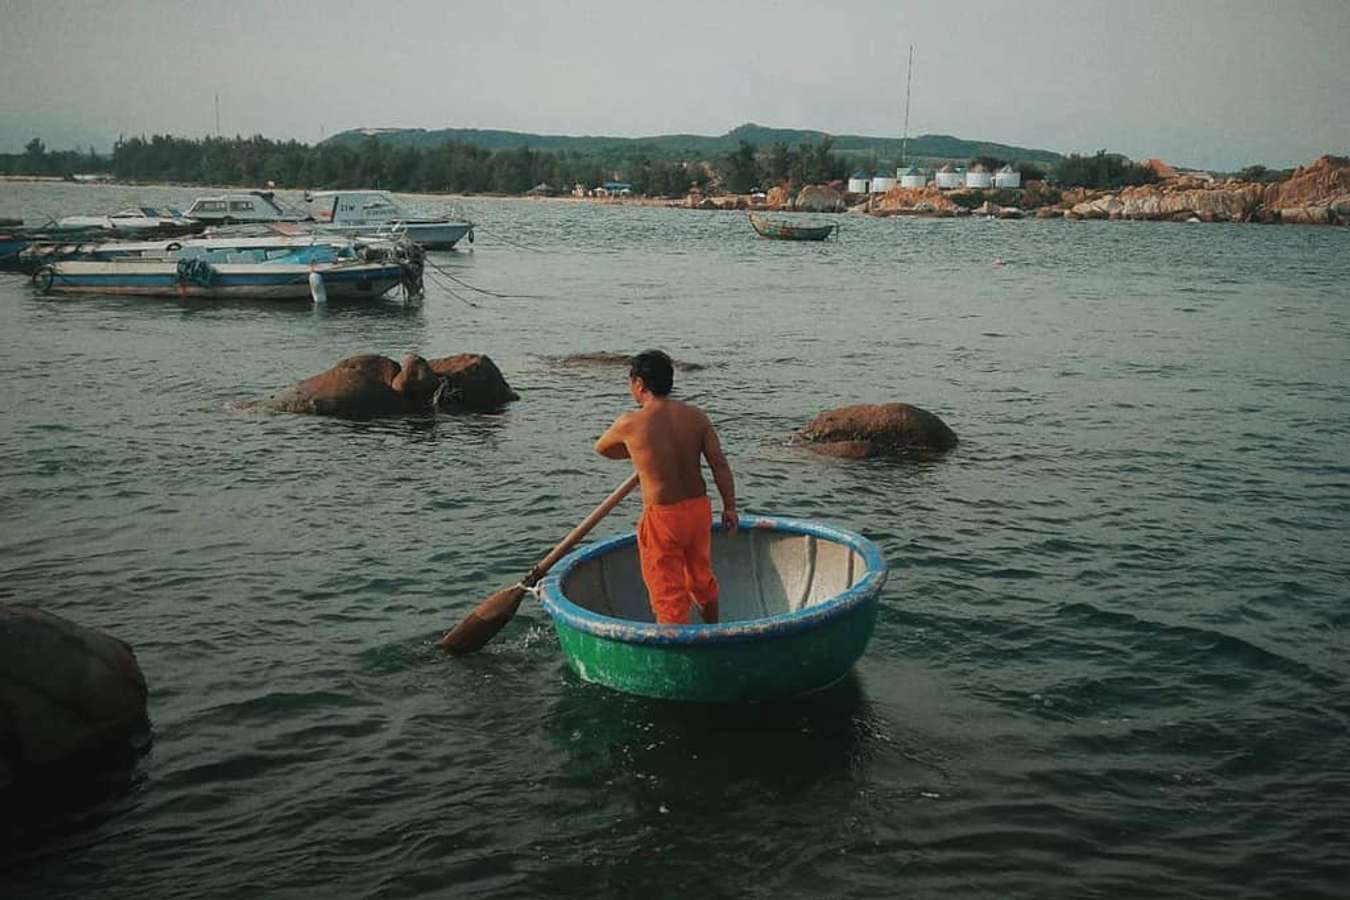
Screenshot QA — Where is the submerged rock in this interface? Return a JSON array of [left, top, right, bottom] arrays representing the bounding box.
[[251, 353, 440, 418], [549, 352, 707, 372], [247, 352, 519, 418], [1, 605, 148, 793], [427, 354, 520, 410], [800, 403, 958, 458]]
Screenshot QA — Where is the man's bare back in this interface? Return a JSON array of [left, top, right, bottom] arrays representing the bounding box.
[[595, 354, 736, 530]]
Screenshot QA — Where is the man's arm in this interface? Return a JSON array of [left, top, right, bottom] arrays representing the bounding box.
[[595, 413, 632, 459], [701, 417, 737, 532]]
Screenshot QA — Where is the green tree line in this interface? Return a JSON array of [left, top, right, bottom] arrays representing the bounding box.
[[3, 133, 859, 196], [0, 138, 108, 177], [1051, 150, 1157, 189]]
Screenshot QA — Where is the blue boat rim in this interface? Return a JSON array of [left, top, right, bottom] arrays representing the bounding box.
[[539, 514, 888, 645]]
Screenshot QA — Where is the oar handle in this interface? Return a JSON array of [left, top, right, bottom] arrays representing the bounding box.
[[524, 472, 640, 586]]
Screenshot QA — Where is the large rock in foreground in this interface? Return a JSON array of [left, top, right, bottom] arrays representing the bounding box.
[[427, 354, 520, 410], [800, 403, 958, 458], [1, 606, 148, 792]]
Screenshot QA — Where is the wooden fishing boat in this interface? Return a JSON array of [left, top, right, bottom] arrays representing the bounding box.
[[31, 242, 423, 301], [539, 515, 887, 702], [748, 213, 838, 241]]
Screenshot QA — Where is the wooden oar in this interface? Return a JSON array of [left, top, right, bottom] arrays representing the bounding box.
[[438, 472, 641, 655]]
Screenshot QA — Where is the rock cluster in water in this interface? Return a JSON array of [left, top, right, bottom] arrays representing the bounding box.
[[799, 403, 958, 458], [248, 352, 518, 418], [1, 605, 148, 793]]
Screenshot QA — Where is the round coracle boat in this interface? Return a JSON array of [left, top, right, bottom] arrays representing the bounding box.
[[539, 515, 887, 702]]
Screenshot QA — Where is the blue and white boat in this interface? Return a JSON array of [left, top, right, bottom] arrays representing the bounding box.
[[305, 191, 473, 250], [31, 242, 422, 301]]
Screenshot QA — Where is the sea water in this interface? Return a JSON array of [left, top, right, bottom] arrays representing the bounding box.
[[2, 183, 1348, 897]]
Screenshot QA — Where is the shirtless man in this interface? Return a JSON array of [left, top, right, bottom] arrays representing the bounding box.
[[595, 350, 737, 625]]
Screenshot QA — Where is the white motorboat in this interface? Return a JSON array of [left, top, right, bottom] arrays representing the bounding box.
[[51, 206, 200, 234], [184, 191, 307, 224], [305, 190, 473, 250]]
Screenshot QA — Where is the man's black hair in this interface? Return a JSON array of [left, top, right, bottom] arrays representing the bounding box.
[[629, 350, 674, 396]]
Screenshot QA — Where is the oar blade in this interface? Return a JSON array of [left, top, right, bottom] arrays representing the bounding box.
[[438, 584, 527, 655]]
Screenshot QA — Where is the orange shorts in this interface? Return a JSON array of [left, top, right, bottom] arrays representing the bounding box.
[[637, 495, 719, 625]]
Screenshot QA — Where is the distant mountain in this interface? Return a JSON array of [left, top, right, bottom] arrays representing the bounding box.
[[322, 122, 1063, 165]]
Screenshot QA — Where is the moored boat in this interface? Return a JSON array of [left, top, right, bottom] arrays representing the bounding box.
[[31, 241, 423, 301], [748, 213, 838, 241], [305, 190, 474, 250], [51, 206, 202, 235], [539, 515, 887, 702], [185, 191, 307, 224]]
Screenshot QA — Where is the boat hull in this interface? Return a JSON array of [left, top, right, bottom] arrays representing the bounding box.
[[540, 516, 887, 703], [318, 221, 472, 250], [748, 214, 837, 241], [37, 260, 404, 300]]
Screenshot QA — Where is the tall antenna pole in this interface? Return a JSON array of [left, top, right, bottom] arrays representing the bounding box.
[[215, 93, 221, 136], [901, 44, 913, 165]]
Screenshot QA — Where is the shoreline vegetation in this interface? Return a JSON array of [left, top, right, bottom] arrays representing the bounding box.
[[3, 129, 1347, 226]]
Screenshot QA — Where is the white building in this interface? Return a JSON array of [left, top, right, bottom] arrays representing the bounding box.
[[898, 165, 925, 188], [965, 164, 993, 189], [847, 171, 870, 194], [934, 164, 963, 189], [870, 170, 897, 193], [994, 164, 1022, 189]]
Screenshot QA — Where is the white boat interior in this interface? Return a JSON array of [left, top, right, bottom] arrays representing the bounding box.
[[560, 529, 868, 625], [53, 207, 193, 231]]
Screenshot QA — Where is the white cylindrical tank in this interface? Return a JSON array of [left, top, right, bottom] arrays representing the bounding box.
[[847, 172, 870, 194], [965, 164, 993, 189], [870, 171, 897, 193], [934, 164, 962, 189], [994, 164, 1022, 188], [898, 165, 925, 188]]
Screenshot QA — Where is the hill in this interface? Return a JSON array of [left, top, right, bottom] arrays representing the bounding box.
[[322, 122, 1062, 165]]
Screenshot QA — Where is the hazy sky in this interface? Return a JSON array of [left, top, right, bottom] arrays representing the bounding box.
[[2, 0, 1346, 170]]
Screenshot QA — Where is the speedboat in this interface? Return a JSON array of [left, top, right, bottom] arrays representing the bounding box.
[[184, 191, 307, 224], [305, 190, 473, 250], [51, 206, 201, 234]]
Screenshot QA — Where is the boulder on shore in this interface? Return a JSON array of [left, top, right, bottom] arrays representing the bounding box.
[[1, 605, 148, 793], [800, 403, 958, 458], [793, 184, 845, 213]]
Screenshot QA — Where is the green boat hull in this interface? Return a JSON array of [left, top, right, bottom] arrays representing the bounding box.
[[540, 515, 888, 703], [552, 597, 878, 702]]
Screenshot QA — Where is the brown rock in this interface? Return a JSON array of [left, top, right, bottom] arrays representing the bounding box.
[[765, 185, 790, 208], [1279, 206, 1333, 226], [800, 403, 958, 458], [873, 184, 958, 213], [1263, 155, 1350, 210], [252, 353, 441, 418], [426, 354, 519, 410]]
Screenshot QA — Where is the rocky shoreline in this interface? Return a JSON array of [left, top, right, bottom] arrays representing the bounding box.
[[612, 155, 1349, 227]]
